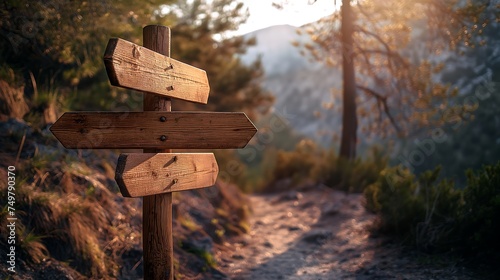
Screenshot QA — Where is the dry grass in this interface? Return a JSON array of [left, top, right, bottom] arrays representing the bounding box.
[[16, 224, 48, 263], [0, 145, 139, 278]]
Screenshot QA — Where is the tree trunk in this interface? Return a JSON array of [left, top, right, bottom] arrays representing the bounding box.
[[339, 0, 358, 159]]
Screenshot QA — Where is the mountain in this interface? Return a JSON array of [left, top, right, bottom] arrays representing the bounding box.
[[240, 18, 500, 151], [240, 25, 342, 147]]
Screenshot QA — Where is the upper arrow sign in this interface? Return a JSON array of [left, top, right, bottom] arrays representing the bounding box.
[[50, 111, 257, 149], [104, 38, 210, 104]]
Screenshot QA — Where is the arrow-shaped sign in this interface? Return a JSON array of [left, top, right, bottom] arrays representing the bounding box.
[[50, 111, 257, 149], [104, 38, 210, 104], [115, 153, 218, 197]]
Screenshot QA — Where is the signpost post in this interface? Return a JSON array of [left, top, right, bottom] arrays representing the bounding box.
[[50, 25, 257, 279], [141, 26, 174, 280]]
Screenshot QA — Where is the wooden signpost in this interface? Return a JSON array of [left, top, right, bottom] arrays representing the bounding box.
[[50, 25, 257, 279]]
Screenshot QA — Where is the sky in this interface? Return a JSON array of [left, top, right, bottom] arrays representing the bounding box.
[[235, 0, 339, 35]]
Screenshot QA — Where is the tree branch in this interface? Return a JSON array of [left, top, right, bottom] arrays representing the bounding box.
[[355, 26, 409, 68], [357, 85, 402, 135]]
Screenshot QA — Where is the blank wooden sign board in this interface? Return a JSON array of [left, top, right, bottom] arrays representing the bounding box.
[[50, 112, 256, 149], [50, 25, 257, 279]]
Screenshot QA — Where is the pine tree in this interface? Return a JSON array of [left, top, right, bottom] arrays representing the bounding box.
[[300, 0, 496, 159], [165, 0, 274, 116], [0, 0, 273, 117]]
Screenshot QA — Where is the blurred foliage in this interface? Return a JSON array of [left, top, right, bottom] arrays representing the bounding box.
[[273, 139, 323, 185], [266, 141, 387, 193], [460, 162, 500, 262], [313, 146, 387, 192], [179, 241, 217, 269], [0, 0, 174, 88], [166, 0, 274, 116], [0, 0, 272, 122], [397, 78, 500, 187], [365, 162, 500, 264], [364, 166, 462, 250], [298, 0, 498, 139], [396, 18, 500, 186], [213, 112, 308, 193]]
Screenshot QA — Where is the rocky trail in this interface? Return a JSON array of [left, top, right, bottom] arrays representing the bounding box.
[[216, 185, 477, 280]]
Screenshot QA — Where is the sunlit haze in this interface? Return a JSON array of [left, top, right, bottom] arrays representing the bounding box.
[[235, 0, 339, 35]]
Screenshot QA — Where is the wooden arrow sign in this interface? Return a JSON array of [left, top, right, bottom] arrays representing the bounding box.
[[50, 111, 257, 149], [104, 38, 210, 104], [115, 153, 218, 197]]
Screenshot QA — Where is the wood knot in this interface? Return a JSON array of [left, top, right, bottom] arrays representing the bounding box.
[[79, 128, 89, 134], [74, 116, 86, 124], [132, 45, 140, 59]]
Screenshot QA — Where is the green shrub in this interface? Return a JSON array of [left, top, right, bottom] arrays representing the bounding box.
[[179, 240, 217, 269], [272, 140, 321, 185], [459, 162, 500, 261], [267, 143, 387, 192], [364, 166, 421, 233], [364, 166, 462, 251], [314, 146, 388, 192], [365, 161, 500, 261]]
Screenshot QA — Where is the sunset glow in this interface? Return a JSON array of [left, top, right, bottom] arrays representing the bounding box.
[[236, 0, 340, 35]]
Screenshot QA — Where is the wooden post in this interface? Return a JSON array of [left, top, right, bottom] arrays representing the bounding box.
[[142, 25, 174, 280]]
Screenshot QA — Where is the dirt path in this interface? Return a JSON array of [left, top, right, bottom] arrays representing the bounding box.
[[217, 185, 476, 279]]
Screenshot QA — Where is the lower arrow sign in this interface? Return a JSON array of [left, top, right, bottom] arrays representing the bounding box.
[[50, 111, 257, 149], [115, 153, 218, 197]]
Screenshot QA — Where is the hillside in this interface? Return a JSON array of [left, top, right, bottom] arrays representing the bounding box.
[[238, 21, 500, 151], [241, 25, 342, 147], [0, 115, 250, 279]]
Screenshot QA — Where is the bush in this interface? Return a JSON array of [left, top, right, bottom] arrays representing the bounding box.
[[459, 162, 500, 262], [364, 166, 422, 235], [365, 166, 463, 250], [365, 161, 500, 261], [267, 143, 387, 193], [272, 139, 321, 185], [315, 146, 388, 192]]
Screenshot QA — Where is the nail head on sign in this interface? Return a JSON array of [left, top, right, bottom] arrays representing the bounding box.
[[160, 135, 167, 141]]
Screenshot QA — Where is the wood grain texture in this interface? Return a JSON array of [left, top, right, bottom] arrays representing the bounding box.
[[115, 153, 218, 197], [104, 37, 210, 104], [49, 111, 257, 149]]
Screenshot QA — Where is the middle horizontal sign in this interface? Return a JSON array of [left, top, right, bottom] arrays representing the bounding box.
[[50, 111, 257, 149]]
